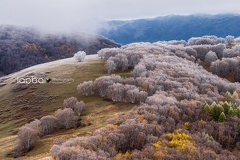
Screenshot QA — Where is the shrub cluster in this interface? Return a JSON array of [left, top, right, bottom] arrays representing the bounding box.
[[77, 75, 148, 104], [13, 97, 85, 157]]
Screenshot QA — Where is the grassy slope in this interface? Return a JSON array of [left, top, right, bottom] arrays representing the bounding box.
[[0, 55, 136, 159]]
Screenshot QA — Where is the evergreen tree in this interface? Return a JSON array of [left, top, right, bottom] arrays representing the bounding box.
[[224, 91, 232, 98], [204, 104, 212, 115], [236, 107, 240, 118], [221, 102, 230, 113], [218, 112, 227, 122], [232, 91, 239, 99], [211, 104, 224, 121], [228, 107, 236, 116]]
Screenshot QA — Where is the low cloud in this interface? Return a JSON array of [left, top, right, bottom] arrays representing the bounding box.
[[1, 0, 239, 33]]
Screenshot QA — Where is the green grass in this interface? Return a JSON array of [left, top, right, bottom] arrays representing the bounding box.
[[0, 58, 136, 159]]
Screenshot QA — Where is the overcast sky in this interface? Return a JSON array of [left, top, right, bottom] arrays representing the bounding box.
[[0, 0, 239, 33]]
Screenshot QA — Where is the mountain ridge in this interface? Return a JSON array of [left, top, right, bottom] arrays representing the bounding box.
[[100, 14, 240, 44], [0, 25, 120, 77]]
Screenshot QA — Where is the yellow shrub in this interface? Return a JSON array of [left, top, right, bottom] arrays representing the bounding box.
[[153, 141, 161, 148], [116, 152, 123, 157], [116, 151, 130, 158], [125, 151, 130, 157], [167, 130, 196, 153]]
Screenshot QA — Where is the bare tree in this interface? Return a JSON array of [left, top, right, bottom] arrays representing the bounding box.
[[74, 51, 86, 62], [39, 115, 59, 136], [25, 119, 40, 132], [105, 59, 116, 73], [139, 91, 148, 103], [205, 51, 218, 65], [77, 81, 94, 96], [131, 64, 147, 78], [192, 45, 210, 60], [126, 88, 140, 103], [97, 48, 122, 59], [210, 60, 230, 76], [109, 53, 129, 71], [185, 47, 197, 58], [54, 108, 76, 129], [188, 36, 216, 45], [14, 126, 39, 157], [106, 83, 126, 102], [63, 97, 78, 109], [74, 101, 85, 116], [225, 35, 234, 46]]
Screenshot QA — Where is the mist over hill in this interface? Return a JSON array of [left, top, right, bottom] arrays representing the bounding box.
[[0, 25, 120, 76], [100, 14, 240, 44]]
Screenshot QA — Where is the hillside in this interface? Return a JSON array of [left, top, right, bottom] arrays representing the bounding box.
[[50, 39, 240, 159], [100, 14, 240, 44], [0, 25, 120, 77], [1, 36, 240, 159], [0, 54, 134, 159]]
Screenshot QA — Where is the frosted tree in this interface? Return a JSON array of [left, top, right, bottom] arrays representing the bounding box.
[[185, 47, 197, 58], [192, 45, 210, 60], [210, 44, 226, 58], [54, 108, 76, 129], [97, 49, 105, 59], [205, 51, 218, 65], [109, 53, 129, 71], [97, 48, 121, 59], [105, 59, 116, 73], [39, 115, 58, 136], [139, 91, 148, 103], [126, 88, 140, 103], [106, 83, 126, 102], [77, 81, 94, 96], [129, 54, 142, 66], [63, 97, 85, 116], [222, 58, 239, 73], [14, 126, 39, 156], [188, 36, 216, 45], [225, 35, 234, 46], [216, 37, 227, 44], [74, 51, 86, 62], [131, 64, 147, 78], [25, 119, 40, 132], [74, 101, 85, 116], [210, 60, 229, 76], [63, 97, 78, 109], [223, 49, 236, 58], [92, 75, 124, 97]]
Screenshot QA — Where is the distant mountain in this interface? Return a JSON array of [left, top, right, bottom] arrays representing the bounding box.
[[99, 14, 240, 44], [0, 25, 120, 76]]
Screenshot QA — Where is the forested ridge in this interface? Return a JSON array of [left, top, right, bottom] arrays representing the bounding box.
[[13, 36, 240, 159], [0, 25, 120, 76], [100, 14, 240, 45]]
